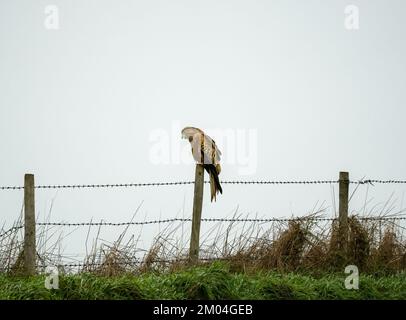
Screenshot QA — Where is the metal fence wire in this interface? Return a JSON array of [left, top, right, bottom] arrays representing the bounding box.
[[1, 175, 406, 273], [1, 178, 406, 190], [1, 176, 405, 238], [1, 216, 406, 239]]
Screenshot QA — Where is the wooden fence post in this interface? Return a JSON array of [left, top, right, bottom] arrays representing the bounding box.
[[338, 171, 349, 255], [24, 173, 36, 275], [189, 164, 204, 263]]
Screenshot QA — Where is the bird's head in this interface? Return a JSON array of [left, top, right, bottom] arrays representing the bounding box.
[[181, 127, 204, 142]]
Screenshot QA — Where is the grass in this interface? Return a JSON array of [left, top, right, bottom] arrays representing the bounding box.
[[0, 262, 405, 300]]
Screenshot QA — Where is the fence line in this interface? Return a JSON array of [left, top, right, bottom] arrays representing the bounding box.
[[38, 253, 406, 270], [2, 171, 406, 274], [1, 178, 406, 190], [2, 216, 405, 239]]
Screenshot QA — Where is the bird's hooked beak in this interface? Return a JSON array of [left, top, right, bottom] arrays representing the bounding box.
[[181, 132, 191, 140]]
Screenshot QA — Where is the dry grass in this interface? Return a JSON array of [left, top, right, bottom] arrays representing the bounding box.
[[1, 211, 405, 276]]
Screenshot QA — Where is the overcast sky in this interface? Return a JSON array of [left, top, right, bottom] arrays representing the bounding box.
[[1, 0, 405, 259]]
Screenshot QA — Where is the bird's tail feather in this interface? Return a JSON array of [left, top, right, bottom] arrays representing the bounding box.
[[204, 164, 222, 202]]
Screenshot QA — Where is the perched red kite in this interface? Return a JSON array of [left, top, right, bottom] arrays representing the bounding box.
[[181, 127, 223, 202]]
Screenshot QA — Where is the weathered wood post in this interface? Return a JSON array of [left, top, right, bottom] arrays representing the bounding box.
[[189, 164, 204, 263], [338, 171, 349, 256], [24, 173, 36, 275]]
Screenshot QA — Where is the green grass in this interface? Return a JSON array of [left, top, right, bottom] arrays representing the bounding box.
[[0, 262, 405, 300]]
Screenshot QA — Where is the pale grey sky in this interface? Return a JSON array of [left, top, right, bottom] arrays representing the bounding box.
[[1, 0, 405, 259]]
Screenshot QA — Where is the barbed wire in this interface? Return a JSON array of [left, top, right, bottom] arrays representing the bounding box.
[[2, 216, 405, 233], [1, 178, 406, 190], [33, 257, 289, 269], [35, 216, 406, 227], [36, 261, 142, 268], [0, 225, 24, 239], [32, 258, 221, 269], [221, 180, 339, 185], [349, 179, 406, 185], [36, 258, 215, 268], [35, 217, 330, 227], [0, 181, 195, 190], [32, 252, 406, 270]]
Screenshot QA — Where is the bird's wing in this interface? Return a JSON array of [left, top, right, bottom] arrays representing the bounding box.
[[202, 134, 221, 164]]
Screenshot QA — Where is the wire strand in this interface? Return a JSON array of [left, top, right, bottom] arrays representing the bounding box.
[[1, 178, 406, 190]]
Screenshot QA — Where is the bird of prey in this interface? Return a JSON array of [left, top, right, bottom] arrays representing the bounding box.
[[181, 127, 223, 202]]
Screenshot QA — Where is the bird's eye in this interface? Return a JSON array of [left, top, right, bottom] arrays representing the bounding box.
[[188, 136, 193, 142]]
